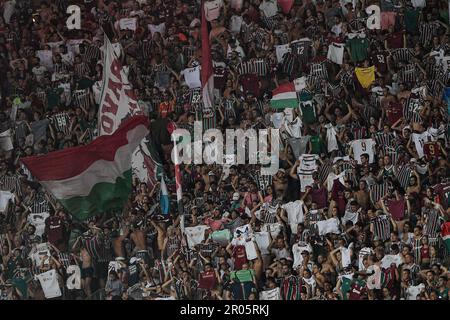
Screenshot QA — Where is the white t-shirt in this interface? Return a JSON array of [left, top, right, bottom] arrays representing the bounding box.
[[148, 23, 166, 36], [259, 0, 278, 17], [261, 222, 282, 239], [182, 66, 201, 89], [60, 51, 74, 66], [381, 254, 403, 269], [271, 112, 285, 129], [325, 123, 339, 152], [406, 283, 425, 300], [350, 139, 376, 164], [341, 209, 360, 225], [229, 15, 243, 33], [204, 0, 223, 21], [411, 0, 426, 8], [292, 243, 313, 268], [0, 191, 14, 212], [316, 218, 340, 236], [184, 225, 210, 249], [366, 264, 382, 289], [92, 80, 103, 105], [285, 117, 303, 138], [340, 243, 353, 268], [32, 66, 48, 81], [282, 200, 305, 234], [27, 212, 50, 237], [358, 247, 374, 271], [327, 42, 345, 65], [259, 288, 281, 300], [245, 240, 258, 260], [411, 132, 432, 159], [29, 243, 51, 266], [253, 231, 271, 255], [36, 269, 62, 299]]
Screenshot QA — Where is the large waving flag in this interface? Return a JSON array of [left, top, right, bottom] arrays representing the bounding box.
[[98, 34, 142, 135], [21, 116, 149, 221], [159, 176, 169, 215], [271, 82, 298, 109], [201, 0, 214, 110]]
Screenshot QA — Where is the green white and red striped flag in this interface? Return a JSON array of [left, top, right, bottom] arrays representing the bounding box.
[[442, 221, 450, 253], [21, 116, 149, 221], [270, 82, 298, 109]]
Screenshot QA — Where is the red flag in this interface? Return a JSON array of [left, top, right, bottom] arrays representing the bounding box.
[[201, 0, 214, 110], [278, 0, 294, 14]]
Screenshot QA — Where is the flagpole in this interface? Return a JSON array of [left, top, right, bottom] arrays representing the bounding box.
[[173, 136, 184, 234]]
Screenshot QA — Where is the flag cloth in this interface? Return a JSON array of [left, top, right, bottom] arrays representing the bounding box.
[[271, 82, 299, 109], [159, 176, 169, 215], [201, 0, 215, 111], [442, 222, 450, 253], [131, 137, 165, 190], [21, 116, 149, 221], [443, 87, 450, 115], [355, 66, 375, 89], [98, 35, 142, 135], [278, 0, 294, 14]]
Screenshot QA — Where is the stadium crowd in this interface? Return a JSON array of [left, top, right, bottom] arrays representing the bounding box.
[[0, 0, 449, 300]]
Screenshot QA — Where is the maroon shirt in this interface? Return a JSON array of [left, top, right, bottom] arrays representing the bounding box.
[[386, 31, 404, 49], [239, 74, 260, 97], [45, 216, 65, 246], [198, 270, 218, 290], [385, 101, 403, 126], [310, 185, 328, 209], [387, 198, 405, 221], [233, 245, 248, 270]]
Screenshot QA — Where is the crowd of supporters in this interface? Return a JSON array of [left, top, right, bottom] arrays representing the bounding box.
[[0, 0, 449, 300]]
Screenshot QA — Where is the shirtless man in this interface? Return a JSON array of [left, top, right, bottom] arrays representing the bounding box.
[[72, 237, 93, 297], [130, 222, 150, 265]]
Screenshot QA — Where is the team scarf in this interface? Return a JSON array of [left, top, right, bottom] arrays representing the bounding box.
[[21, 116, 149, 221]]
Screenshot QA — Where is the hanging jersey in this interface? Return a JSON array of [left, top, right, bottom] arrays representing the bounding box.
[[350, 139, 376, 164], [411, 132, 432, 159], [370, 51, 388, 73], [423, 141, 441, 161], [355, 66, 375, 89]]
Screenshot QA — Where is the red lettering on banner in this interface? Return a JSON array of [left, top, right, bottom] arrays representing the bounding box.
[[101, 94, 118, 115], [110, 59, 122, 81], [101, 115, 114, 133], [124, 87, 137, 101], [108, 79, 122, 100]]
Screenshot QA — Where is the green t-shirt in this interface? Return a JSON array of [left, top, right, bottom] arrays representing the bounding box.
[[439, 10, 449, 26], [230, 269, 255, 283], [310, 135, 325, 155], [405, 9, 420, 35], [299, 100, 316, 124], [11, 277, 29, 299], [77, 77, 95, 90], [46, 88, 63, 110], [340, 276, 353, 300], [346, 37, 369, 62], [436, 288, 449, 300]]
